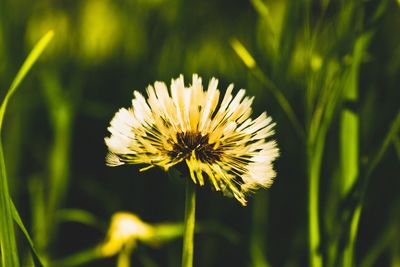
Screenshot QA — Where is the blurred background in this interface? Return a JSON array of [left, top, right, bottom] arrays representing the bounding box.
[[0, 0, 399, 266]]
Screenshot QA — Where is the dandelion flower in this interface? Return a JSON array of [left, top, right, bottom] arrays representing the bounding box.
[[84, 211, 182, 263], [100, 212, 154, 257], [105, 74, 279, 205]]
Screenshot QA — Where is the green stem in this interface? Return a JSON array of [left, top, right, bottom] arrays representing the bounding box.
[[308, 161, 322, 267], [117, 248, 131, 267], [250, 192, 271, 267], [0, 140, 19, 267], [307, 135, 324, 267], [181, 180, 196, 267], [343, 206, 361, 267]]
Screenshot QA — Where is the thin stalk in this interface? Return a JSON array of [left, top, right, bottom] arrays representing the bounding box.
[[47, 101, 72, 229], [0, 139, 19, 267], [253, 67, 305, 139], [308, 171, 321, 267], [32, 70, 75, 259], [41, 71, 74, 225], [230, 39, 304, 138], [364, 111, 400, 180], [306, 77, 341, 267], [307, 84, 340, 267], [307, 139, 323, 267], [343, 206, 361, 267], [181, 180, 196, 267], [250, 192, 271, 267], [117, 249, 131, 267]]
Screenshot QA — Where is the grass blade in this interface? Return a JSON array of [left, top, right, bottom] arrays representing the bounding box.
[[230, 39, 304, 138], [307, 61, 343, 267], [0, 30, 54, 130], [0, 139, 19, 266], [52, 247, 102, 267], [0, 30, 54, 267], [56, 209, 102, 230], [365, 111, 400, 180], [11, 201, 44, 267]]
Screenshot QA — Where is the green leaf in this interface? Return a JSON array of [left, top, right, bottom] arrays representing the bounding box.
[[0, 30, 54, 130], [11, 201, 44, 267], [0, 30, 54, 267], [230, 39, 304, 138], [0, 139, 19, 267], [51, 247, 102, 267], [365, 111, 400, 179], [56, 209, 103, 230]]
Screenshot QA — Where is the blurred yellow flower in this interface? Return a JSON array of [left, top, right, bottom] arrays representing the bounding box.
[[100, 212, 154, 257], [105, 74, 279, 205]]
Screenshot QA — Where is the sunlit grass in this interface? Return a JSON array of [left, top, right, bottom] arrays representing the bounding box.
[[0, 30, 53, 267], [232, 1, 399, 267]]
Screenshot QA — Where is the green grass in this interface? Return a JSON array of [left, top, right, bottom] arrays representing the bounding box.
[[232, 1, 398, 266], [0, 30, 53, 267]]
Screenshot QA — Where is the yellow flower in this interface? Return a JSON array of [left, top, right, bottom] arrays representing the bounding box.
[[100, 212, 154, 257], [105, 74, 279, 205]]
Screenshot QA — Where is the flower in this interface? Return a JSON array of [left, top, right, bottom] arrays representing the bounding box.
[[105, 74, 279, 205], [96, 212, 183, 259], [100, 212, 154, 257]]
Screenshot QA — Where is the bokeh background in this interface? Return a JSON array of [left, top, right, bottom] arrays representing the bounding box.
[[0, 0, 399, 266]]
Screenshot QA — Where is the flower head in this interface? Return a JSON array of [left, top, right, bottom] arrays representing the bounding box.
[[105, 74, 279, 205], [100, 212, 154, 257]]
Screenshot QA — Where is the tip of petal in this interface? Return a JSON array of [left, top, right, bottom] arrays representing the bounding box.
[[106, 153, 124, 167]]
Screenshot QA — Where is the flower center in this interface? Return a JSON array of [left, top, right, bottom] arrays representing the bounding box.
[[170, 132, 221, 163]]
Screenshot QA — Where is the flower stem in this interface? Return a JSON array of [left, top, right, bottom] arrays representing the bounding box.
[[307, 138, 323, 267], [181, 180, 196, 267], [117, 248, 131, 267]]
